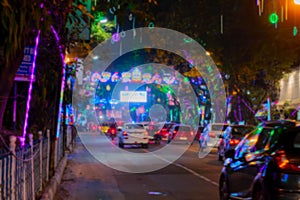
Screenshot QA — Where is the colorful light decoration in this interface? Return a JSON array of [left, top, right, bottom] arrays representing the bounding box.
[[148, 22, 154, 29], [22, 30, 41, 145], [269, 13, 279, 24], [51, 25, 67, 139], [293, 26, 298, 36], [112, 32, 120, 42]]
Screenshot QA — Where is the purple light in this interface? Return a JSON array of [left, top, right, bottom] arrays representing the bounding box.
[[238, 96, 242, 121], [22, 30, 41, 144], [51, 25, 66, 139], [40, 3, 44, 8], [112, 33, 120, 42], [241, 98, 255, 114], [290, 105, 300, 117], [241, 98, 264, 122]]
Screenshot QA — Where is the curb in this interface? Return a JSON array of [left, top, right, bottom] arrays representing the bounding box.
[[40, 153, 68, 200]]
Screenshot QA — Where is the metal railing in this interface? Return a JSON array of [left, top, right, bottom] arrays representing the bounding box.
[[0, 125, 77, 200]]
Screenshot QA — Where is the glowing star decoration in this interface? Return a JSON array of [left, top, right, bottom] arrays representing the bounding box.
[[269, 13, 279, 24]]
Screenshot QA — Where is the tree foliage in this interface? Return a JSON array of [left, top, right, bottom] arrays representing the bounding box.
[[155, 0, 300, 123]]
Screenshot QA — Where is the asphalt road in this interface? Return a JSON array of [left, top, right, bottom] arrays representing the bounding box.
[[54, 132, 223, 200]]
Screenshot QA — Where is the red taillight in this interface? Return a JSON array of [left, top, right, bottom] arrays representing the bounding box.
[[123, 131, 128, 136], [274, 150, 300, 172], [229, 139, 240, 145]]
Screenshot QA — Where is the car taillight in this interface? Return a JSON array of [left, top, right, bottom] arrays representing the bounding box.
[[123, 131, 128, 136], [274, 150, 300, 172], [229, 139, 240, 145]]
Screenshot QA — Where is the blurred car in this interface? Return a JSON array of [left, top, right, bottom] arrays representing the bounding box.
[[118, 123, 149, 148], [219, 123, 300, 200], [217, 125, 255, 161], [202, 123, 229, 148], [209, 123, 230, 138], [99, 122, 111, 134], [168, 124, 194, 144], [149, 122, 178, 142]]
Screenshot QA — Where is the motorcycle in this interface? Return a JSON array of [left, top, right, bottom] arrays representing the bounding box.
[[108, 127, 117, 140]]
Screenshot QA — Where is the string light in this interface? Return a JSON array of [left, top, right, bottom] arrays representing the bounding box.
[[51, 25, 66, 139], [22, 30, 41, 145]]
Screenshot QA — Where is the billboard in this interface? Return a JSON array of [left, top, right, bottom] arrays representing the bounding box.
[[120, 91, 147, 103], [15, 46, 35, 82]]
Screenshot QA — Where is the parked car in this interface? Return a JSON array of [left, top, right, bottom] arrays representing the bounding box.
[[219, 123, 300, 200], [168, 124, 194, 144], [118, 123, 149, 148], [217, 125, 255, 161]]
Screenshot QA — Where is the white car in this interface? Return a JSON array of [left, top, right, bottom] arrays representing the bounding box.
[[207, 123, 229, 148], [118, 123, 149, 148]]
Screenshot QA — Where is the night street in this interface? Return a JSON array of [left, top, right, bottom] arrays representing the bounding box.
[[54, 132, 222, 200], [2, 1, 300, 200]]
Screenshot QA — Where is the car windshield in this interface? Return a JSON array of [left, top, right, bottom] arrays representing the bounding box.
[[125, 124, 144, 129]]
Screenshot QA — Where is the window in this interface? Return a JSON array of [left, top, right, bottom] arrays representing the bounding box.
[[253, 129, 271, 151], [235, 128, 271, 158]]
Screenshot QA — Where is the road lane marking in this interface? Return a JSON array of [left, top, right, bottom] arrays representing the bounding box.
[[174, 163, 219, 187], [143, 148, 219, 187]]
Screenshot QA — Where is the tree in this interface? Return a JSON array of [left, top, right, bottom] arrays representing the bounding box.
[[155, 0, 300, 123], [0, 0, 159, 133], [0, 0, 71, 132]]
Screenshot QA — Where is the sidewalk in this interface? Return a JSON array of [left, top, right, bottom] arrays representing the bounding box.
[[52, 137, 125, 200]]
